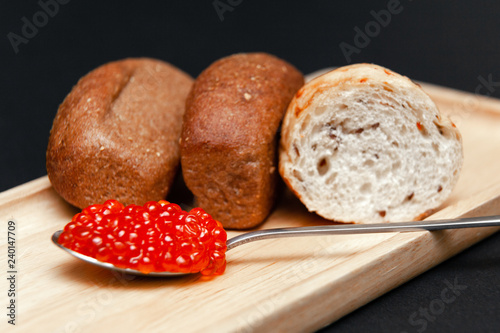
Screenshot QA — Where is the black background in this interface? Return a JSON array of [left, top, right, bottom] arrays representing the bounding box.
[[1, 0, 499, 332]]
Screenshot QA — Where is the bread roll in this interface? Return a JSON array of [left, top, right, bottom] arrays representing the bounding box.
[[180, 53, 304, 229], [47, 58, 193, 208], [279, 64, 463, 223]]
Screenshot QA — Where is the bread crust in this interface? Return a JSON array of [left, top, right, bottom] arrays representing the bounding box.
[[279, 63, 463, 223], [180, 53, 304, 229], [46, 58, 193, 208]]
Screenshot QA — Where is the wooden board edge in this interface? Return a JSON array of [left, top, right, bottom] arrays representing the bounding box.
[[308, 188, 500, 330], [0, 176, 52, 210], [227, 190, 500, 332], [236, 227, 500, 333], [420, 82, 500, 116], [308, 229, 499, 332]]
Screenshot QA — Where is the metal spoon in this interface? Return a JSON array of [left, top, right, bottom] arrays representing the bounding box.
[[52, 215, 500, 277]]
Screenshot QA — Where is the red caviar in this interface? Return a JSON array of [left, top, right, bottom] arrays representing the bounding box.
[[58, 200, 227, 275]]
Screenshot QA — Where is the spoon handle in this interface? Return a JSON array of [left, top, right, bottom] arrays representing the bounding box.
[[225, 215, 500, 251]]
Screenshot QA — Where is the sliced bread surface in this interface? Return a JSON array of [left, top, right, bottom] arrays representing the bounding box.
[[279, 64, 463, 223]]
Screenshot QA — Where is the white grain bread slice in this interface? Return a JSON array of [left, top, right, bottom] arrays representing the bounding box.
[[279, 64, 463, 223]]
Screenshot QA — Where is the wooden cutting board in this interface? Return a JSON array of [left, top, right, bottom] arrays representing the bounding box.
[[1, 76, 500, 333]]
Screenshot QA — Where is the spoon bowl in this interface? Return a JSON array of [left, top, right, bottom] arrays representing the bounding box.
[[52, 215, 500, 277], [52, 230, 187, 277]]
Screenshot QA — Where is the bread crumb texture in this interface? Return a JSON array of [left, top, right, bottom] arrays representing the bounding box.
[[279, 63, 463, 223]]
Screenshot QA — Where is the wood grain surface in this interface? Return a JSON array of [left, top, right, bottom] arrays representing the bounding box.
[[1, 79, 500, 333]]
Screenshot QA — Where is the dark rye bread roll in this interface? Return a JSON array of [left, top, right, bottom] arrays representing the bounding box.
[[180, 53, 304, 229], [47, 58, 193, 209], [279, 64, 463, 224]]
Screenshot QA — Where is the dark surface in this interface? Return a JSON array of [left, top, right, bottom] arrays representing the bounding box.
[[1, 1, 499, 332]]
